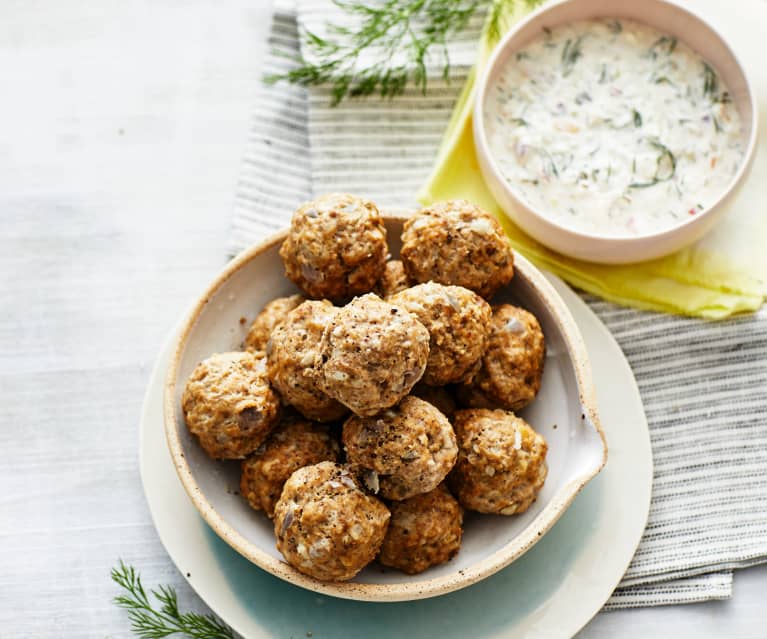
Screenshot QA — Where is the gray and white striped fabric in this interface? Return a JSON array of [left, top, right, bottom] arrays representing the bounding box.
[[230, 0, 767, 609], [230, 4, 310, 250]]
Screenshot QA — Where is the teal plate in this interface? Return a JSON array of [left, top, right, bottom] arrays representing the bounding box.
[[140, 276, 652, 639]]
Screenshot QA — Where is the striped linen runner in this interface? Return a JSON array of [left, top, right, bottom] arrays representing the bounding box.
[[230, 0, 767, 608]]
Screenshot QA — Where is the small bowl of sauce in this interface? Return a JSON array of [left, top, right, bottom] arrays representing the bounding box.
[[474, 0, 758, 263]]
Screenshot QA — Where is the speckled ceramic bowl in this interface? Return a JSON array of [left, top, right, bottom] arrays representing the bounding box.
[[474, 0, 758, 264], [163, 214, 607, 602]]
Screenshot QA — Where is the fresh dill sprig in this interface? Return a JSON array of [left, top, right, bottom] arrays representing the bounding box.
[[701, 61, 731, 103], [112, 561, 235, 639], [648, 35, 677, 58], [629, 138, 676, 189], [561, 35, 585, 76], [528, 145, 559, 178], [268, 0, 544, 105], [598, 63, 608, 84], [702, 61, 718, 98], [652, 75, 675, 86]]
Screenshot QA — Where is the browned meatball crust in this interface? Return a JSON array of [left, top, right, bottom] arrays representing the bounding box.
[[273, 462, 390, 581], [449, 409, 547, 515], [378, 484, 463, 574], [374, 260, 410, 299], [316, 294, 430, 417], [400, 200, 514, 299], [460, 305, 545, 412], [343, 396, 458, 500], [182, 351, 281, 459], [240, 417, 341, 518], [411, 383, 458, 421], [391, 283, 491, 386], [244, 294, 304, 352], [279, 193, 388, 301], [266, 300, 348, 422]]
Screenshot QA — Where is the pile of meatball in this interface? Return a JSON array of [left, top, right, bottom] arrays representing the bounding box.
[[181, 194, 548, 582]]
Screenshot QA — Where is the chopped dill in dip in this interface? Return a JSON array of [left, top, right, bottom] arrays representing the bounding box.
[[484, 18, 745, 237]]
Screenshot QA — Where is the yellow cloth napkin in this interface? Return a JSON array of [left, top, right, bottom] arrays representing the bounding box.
[[418, 0, 767, 318]]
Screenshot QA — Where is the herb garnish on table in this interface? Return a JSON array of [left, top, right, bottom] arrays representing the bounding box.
[[269, 0, 544, 104], [112, 562, 235, 639]]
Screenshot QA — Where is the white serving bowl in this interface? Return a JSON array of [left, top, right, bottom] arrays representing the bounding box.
[[474, 0, 758, 264], [163, 215, 607, 602]]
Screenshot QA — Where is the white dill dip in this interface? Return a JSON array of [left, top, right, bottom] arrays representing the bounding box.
[[484, 18, 745, 237]]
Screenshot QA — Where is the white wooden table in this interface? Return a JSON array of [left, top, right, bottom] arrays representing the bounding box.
[[1, 1, 765, 636]]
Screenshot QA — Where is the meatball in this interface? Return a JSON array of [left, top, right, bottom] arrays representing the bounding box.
[[411, 383, 457, 421], [240, 417, 341, 518], [390, 283, 491, 386], [316, 294, 430, 417], [343, 396, 458, 500], [279, 193, 388, 301], [266, 300, 348, 422], [400, 200, 514, 299], [273, 461, 390, 582], [449, 409, 547, 515], [378, 484, 463, 574], [460, 305, 545, 412], [244, 294, 304, 352], [374, 260, 410, 299], [182, 351, 280, 459]]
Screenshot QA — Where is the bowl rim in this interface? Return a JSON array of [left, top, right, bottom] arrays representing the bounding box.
[[162, 213, 608, 602], [473, 0, 759, 246]]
